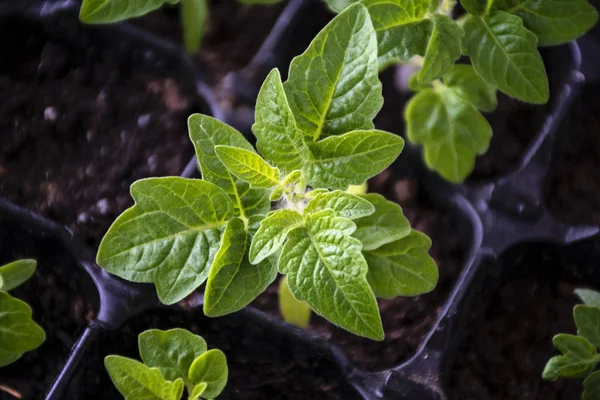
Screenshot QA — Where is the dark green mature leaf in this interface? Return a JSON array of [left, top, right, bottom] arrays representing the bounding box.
[[104, 356, 184, 400], [460, 0, 490, 15], [97, 177, 233, 304], [352, 193, 411, 250], [79, 0, 178, 23], [0, 259, 36, 292], [139, 329, 207, 382], [305, 130, 404, 189], [181, 0, 208, 54], [543, 334, 599, 381], [363, 230, 438, 298], [304, 190, 375, 220], [405, 86, 492, 182], [188, 349, 228, 399], [575, 305, 600, 347], [577, 289, 600, 307], [0, 292, 45, 367], [443, 64, 498, 112], [584, 371, 600, 400], [253, 69, 310, 172], [279, 275, 311, 328], [283, 4, 383, 140], [418, 14, 464, 83], [249, 210, 303, 264], [204, 217, 277, 317], [279, 212, 384, 340], [189, 114, 270, 219], [463, 11, 549, 104], [214, 145, 280, 189], [492, 0, 598, 46]]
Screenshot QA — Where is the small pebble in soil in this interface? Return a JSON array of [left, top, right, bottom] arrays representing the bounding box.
[[96, 199, 110, 215], [43, 106, 58, 121]]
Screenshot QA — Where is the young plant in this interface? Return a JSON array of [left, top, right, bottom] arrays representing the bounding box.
[[0, 259, 45, 367], [543, 288, 600, 399], [96, 4, 438, 340], [325, 0, 598, 182], [105, 329, 227, 399], [78, 0, 282, 54]]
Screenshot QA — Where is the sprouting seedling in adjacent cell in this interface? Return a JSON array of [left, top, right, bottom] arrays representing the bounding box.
[[78, 0, 283, 54], [0, 259, 45, 368], [105, 329, 228, 399], [543, 288, 600, 399], [96, 4, 438, 340], [325, 0, 598, 182]]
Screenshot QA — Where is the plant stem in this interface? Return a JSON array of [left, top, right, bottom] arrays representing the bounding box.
[[0, 384, 22, 399]]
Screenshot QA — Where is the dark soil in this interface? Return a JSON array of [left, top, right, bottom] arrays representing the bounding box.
[[0, 217, 99, 399], [251, 168, 468, 372], [70, 308, 355, 400], [0, 16, 202, 245]]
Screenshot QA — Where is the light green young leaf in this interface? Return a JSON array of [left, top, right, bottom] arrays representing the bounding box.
[[409, 72, 433, 92], [575, 305, 600, 348], [105, 356, 184, 400], [584, 371, 600, 400], [138, 329, 207, 382], [97, 177, 233, 305], [249, 210, 303, 265], [0, 259, 36, 292], [463, 11, 549, 104], [189, 382, 207, 400], [181, 0, 208, 54], [305, 130, 404, 189], [352, 193, 411, 250], [577, 289, 600, 307], [214, 145, 280, 189], [279, 275, 311, 329], [79, 0, 178, 23], [279, 213, 384, 340], [418, 14, 464, 83], [443, 64, 498, 112], [492, 0, 598, 46], [542, 334, 599, 381], [204, 217, 277, 317], [405, 86, 492, 182], [361, 0, 433, 68], [363, 230, 438, 298], [460, 0, 490, 15], [253, 69, 310, 172], [283, 4, 383, 140], [304, 190, 375, 220], [0, 292, 45, 367], [189, 114, 270, 219], [188, 349, 228, 399]]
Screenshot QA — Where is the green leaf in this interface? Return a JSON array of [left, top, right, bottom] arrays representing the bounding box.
[[405, 85, 492, 182], [279, 213, 384, 340], [189, 114, 270, 219], [0, 259, 36, 292], [322, 0, 360, 12], [584, 371, 600, 400], [204, 217, 278, 317], [575, 305, 600, 348], [249, 210, 303, 265], [460, 0, 490, 15], [305, 130, 404, 189], [304, 190, 375, 220], [214, 145, 280, 189], [97, 177, 233, 305], [0, 292, 45, 367], [79, 0, 178, 23], [352, 193, 411, 250], [577, 289, 600, 307], [492, 0, 599, 46], [181, 0, 208, 54], [188, 349, 228, 399], [363, 230, 438, 298], [542, 334, 599, 381], [409, 72, 433, 92], [418, 14, 464, 83], [361, 0, 433, 68], [189, 382, 207, 400], [104, 356, 184, 400], [443, 64, 498, 112], [253, 69, 310, 172], [279, 275, 311, 329], [463, 11, 549, 104], [138, 329, 207, 382], [283, 4, 383, 140]]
